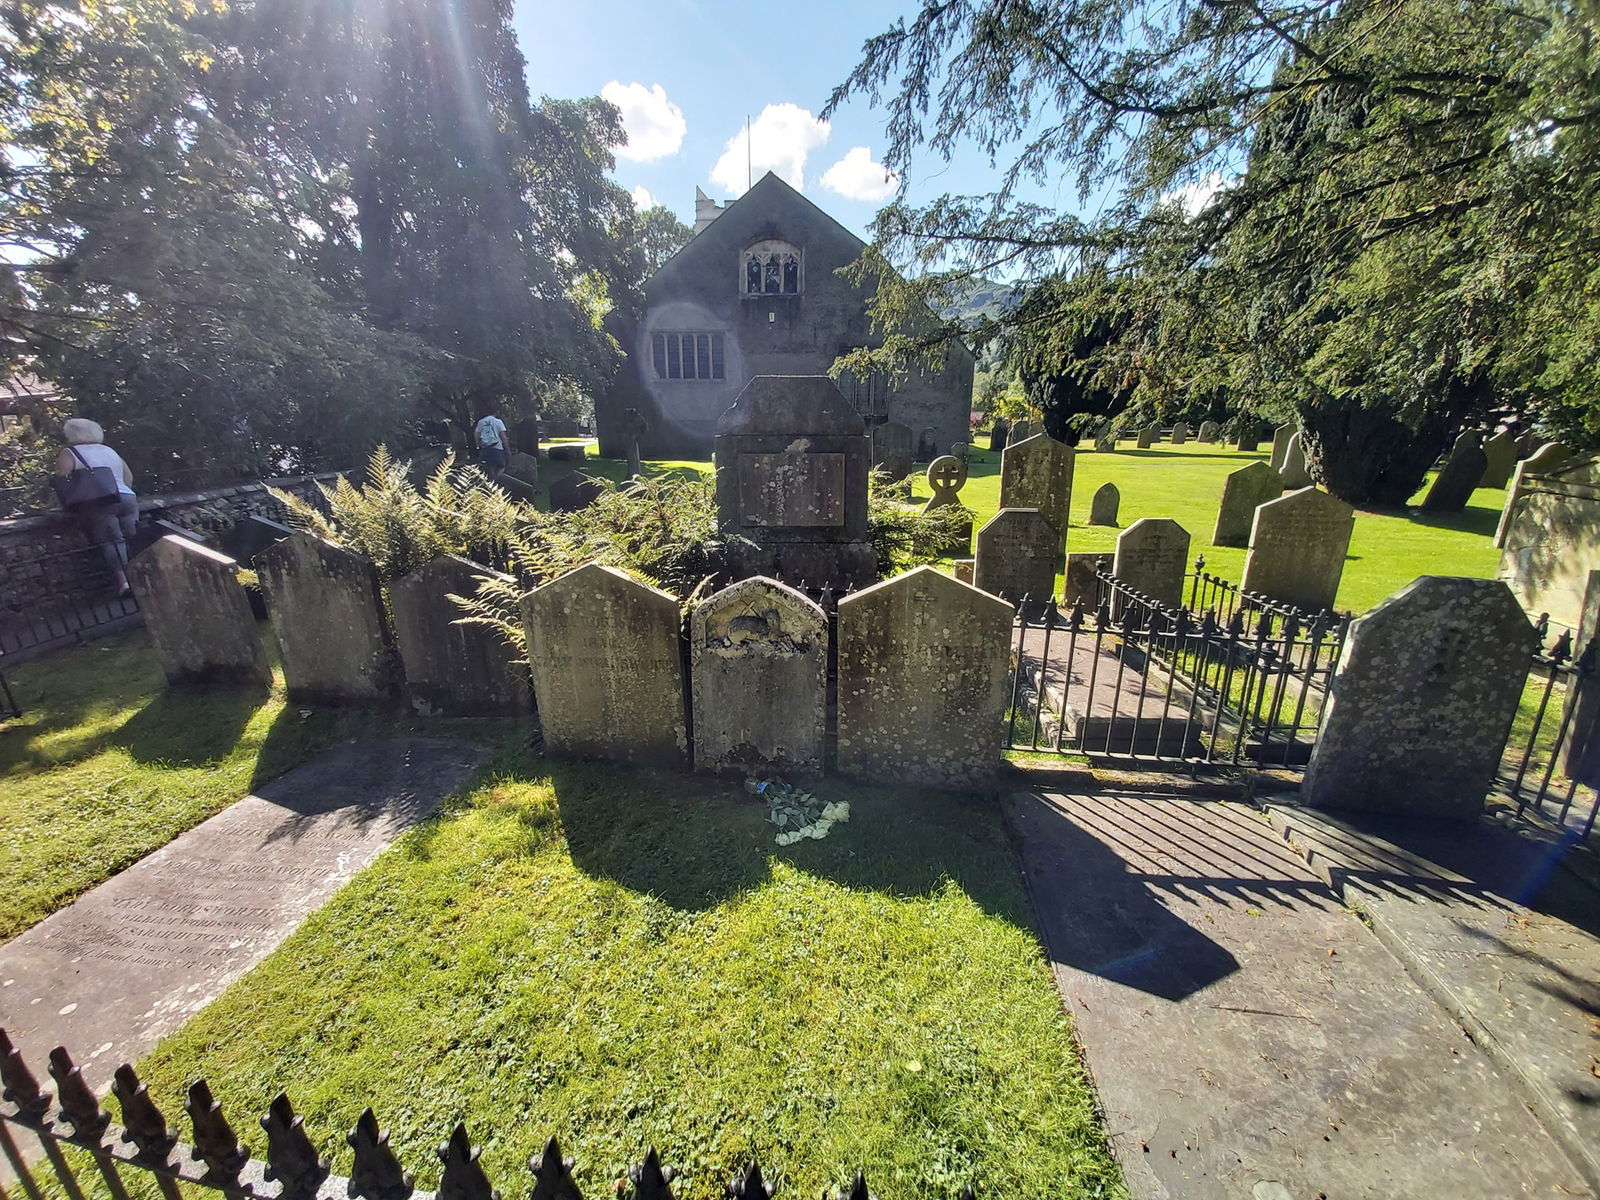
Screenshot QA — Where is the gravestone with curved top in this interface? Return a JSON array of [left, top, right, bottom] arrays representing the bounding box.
[[1138, 422, 1160, 449], [1171, 422, 1189, 445], [1240, 487, 1354, 612], [691, 577, 825, 775], [1112, 518, 1190, 613], [1280, 432, 1312, 489], [999, 432, 1075, 553], [1420, 432, 1486, 513], [1479, 430, 1519, 490], [1198, 420, 1220, 443], [1269, 423, 1294, 472], [871, 420, 914, 481], [1089, 482, 1120, 526], [1497, 452, 1600, 630]]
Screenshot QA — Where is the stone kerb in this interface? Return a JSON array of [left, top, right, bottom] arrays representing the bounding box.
[[390, 555, 529, 716], [1112, 518, 1190, 612], [256, 532, 396, 704], [1239, 487, 1354, 612], [998, 432, 1074, 552], [1212, 460, 1285, 548], [974, 508, 1056, 604], [836, 566, 1012, 790], [690, 577, 826, 775], [1303, 577, 1536, 817], [126, 535, 270, 688], [520, 562, 687, 767]]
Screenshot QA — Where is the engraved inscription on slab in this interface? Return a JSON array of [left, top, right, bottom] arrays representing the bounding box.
[[738, 453, 845, 527]]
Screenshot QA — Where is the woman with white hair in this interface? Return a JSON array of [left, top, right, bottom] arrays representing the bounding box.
[[55, 418, 139, 596]]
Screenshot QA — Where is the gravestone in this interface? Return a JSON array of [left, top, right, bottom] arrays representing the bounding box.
[[837, 567, 1011, 790], [1198, 420, 1220, 443], [548, 471, 605, 513], [923, 454, 968, 510], [872, 420, 915, 481], [974, 508, 1055, 603], [1280, 432, 1312, 489], [218, 515, 295, 566], [988, 419, 1009, 453], [1212, 460, 1285, 548], [690, 577, 826, 775], [126, 536, 270, 688], [1420, 433, 1486, 512], [1171, 422, 1189, 445], [256, 533, 396, 704], [390, 555, 529, 716], [1063, 552, 1108, 607], [951, 441, 969, 464], [1240, 487, 1355, 612], [1479, 430, 1519, 490], [1094, 427, 1116, 452], [1525, 441, 1573, 472], [1137, 422, 1160, 449], [917, 427, 940, 461], [1269, 424, 1294, 472], [1494, 442, 1574, 547], [952, 558, 975, 584], [546, 443, 586, 462], [1303, 578, 1535, 817], [1498, 454, 1600, 631], [504, 451, 540, 487], [998, 432, 1075, 552], [715, 376, 875, 590], [1234, 425, 1261, 453], [1088, 482, 1120, 526], [1011, 419, 1031, 441], [1112, 518, 1190, 612], [521, 562, 687, 767]]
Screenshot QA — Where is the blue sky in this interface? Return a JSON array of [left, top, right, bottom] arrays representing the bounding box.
[[512, 0, 1081, 242]]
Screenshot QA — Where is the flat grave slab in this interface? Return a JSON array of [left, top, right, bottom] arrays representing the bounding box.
[[0, 738, 485, 1073]]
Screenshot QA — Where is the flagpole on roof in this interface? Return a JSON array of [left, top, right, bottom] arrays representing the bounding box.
[[746, 114, 751, 191]]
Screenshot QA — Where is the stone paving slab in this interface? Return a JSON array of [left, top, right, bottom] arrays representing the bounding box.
[[1006, 789, 1589, 1199], [0, 737, 485, 1074], [1019, 627, 1201, 756], [1267, 803, 1600, 1194]]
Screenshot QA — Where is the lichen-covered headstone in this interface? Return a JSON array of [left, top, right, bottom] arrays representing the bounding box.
[[872, 420, 915, 481], [1212, 460, 1285, 548], [974, 508, 1055, 603], [127, 536, 270, 688], [1240, 487, 1354, 612], [1112, 518, 1190, 612], [1094, 426, 1116, 452], [1479, 430, 1519, 490], [1497, 453, 1600, 630], [520, 562, 687, 767], [1011, 419, 1031, 441], [390, 555, 528, 715], [690, 577, 825, 775], [1420, 433, 1486, 513], [1088, 482, 1120, 526], [1303, 577, 1535, 818], [1137, 422, 1160, 449], [998, 432, 1074, 551], [1280, 432, 1312, 489], [836, 566, 1011, 790], [257, 533, 396, 704], [1198, 420, 1220, 443], [1269, 424, 1295, 472], [1171, 421, 1189, 445]]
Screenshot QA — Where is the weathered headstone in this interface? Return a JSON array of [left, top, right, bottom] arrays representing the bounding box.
[[1479, 430, 1519, 490], [950, 441, 969, 464], [952, 558, 975, 585], [256, 533, 396, 704], [714, 376, 875, 590], [917, 427, 940, 461], [546, 443, 587, 462], [836, 566, 1011, 790], [974, 508, 1055, 603], [923, 454, 968, 511], [218, 515, 295, 566], [1239, 487, 1355, 612], [1524, 441, 1573, 472], [390, 555, 529, 716], [872, 420, 915, 481], [1212, 460, 1285, 548], [1094, 426, 1116, 452], [998, 432, 1075, 551], [1171, 422, 1189, 445], [690, 577, 826, 775], [988, 419, 1009, 453], [1269, 424, 1294, 472], [520, 562, 687, 767], [1494, 442, 1574, 547], [1198, 420, 1220, 443], [1112, 518, 1191, 612], [1303, 578, 1535, 817], [1498, 454, 1600, 630], [1088, 482, 1120, 526], [1234, 425, 1261, 453], [1137, 422, 1160, 449], [548, 471, 605, 513], [1420, 433, 1486, 512], [1063, 552, 1109, 608], [504, 450, 540, 487], [1280, 432, 1312, 489], [1011, 419, 1031, 441], [126, 536, 270, 688]]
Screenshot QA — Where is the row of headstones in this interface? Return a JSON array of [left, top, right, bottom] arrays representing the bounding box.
[[989, 418, 1260, 456], [129, 532, 1014, 791]]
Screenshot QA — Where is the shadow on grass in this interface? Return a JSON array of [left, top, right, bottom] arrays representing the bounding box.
[[1406, 502, 1504, 539], [114, 683, 267, 768]]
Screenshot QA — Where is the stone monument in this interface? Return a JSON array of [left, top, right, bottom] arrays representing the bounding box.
[[1479, 430, 1519, 490], [1269, 424, 1294, 472], [1420, 432, 1487, 513], [1198, 420, 1220, 443], [988, 419, 1009, 453], [1088, 482, 1120, 526], [998, 432, 1074, 553], [1498, 453, 1600, 631], [974, 508, 1055, 603], [548, 471, 605, 513], [1239, 487, 1355, 612], [1112, 518, 1190, 612], [1171, 421, 1189, 445], [126, 536, 270, 688], [1280, 432, 1312, 489], [1137, 422, 1160, 449], [871, 420, 914, 482], [1212, 460, 1285, 548], [389, 555, 529, 715]]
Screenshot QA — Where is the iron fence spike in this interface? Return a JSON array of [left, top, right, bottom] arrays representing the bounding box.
[[629, 1146, 675, 1200], [185, 1078, 249, 1184], [529, 1133, 582, 1200], [47, 1045, 109, 1140], [728, 1159, 773, 1199], [347, 1107, 415, 1200], [260, 1092, 328, 1200], [438, 1122, 498, 1200], [0, 1029, 51, 1119], [112, 1063, 176, 1163]]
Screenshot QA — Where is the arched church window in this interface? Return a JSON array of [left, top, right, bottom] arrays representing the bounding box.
[[741, 240, 802, 295]]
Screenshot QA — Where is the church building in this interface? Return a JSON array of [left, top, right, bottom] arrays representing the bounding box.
[[595, 172, 974, 459]]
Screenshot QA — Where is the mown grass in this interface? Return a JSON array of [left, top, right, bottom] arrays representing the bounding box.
[[127, 756, 1124, 1199], [0, 632, 506, 943]]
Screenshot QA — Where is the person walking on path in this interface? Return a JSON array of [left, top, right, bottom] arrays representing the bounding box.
[[54, 417, 138, 596], [474, 403, 508, 481]]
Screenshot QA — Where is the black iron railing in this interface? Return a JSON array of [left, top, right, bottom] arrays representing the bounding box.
[[0, 533, 141, 665], [1499, 616, 1600, 838]]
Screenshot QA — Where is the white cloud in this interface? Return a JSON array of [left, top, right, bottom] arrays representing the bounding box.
[[630, 185, 658, 210], [1163, 171, 1230, 216], [820, 146, 900, 203], [710, 103, 831, 196], [601, 81, 686, 163]]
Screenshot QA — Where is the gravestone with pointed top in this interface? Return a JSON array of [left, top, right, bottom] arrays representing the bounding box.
[[1112, 518, 1190, 612], [390, 555, 528, 715], [1171, 421, 1189, 445], [691, 577, 826, 775], [871, 420, 914, 481], [1212, 460, 1285, 548], [127, 536, 270, 688], [950, 440, 968, 464], [1088, 482, 1120, 526], [1479, 430, 1519, 490], [1304, 577, 1535, 817], [1280, 432, 1312, 488], [1420, 433, 1486, 512], [1240, 487, 1354, 612], [520, 562, 687, 767], [257, 533, 396, 704], [1269, 424, 1294, 472], [974, 508, 1055, 603], [999, 432, 1074, 552], [837, 567, 1011, 789]]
